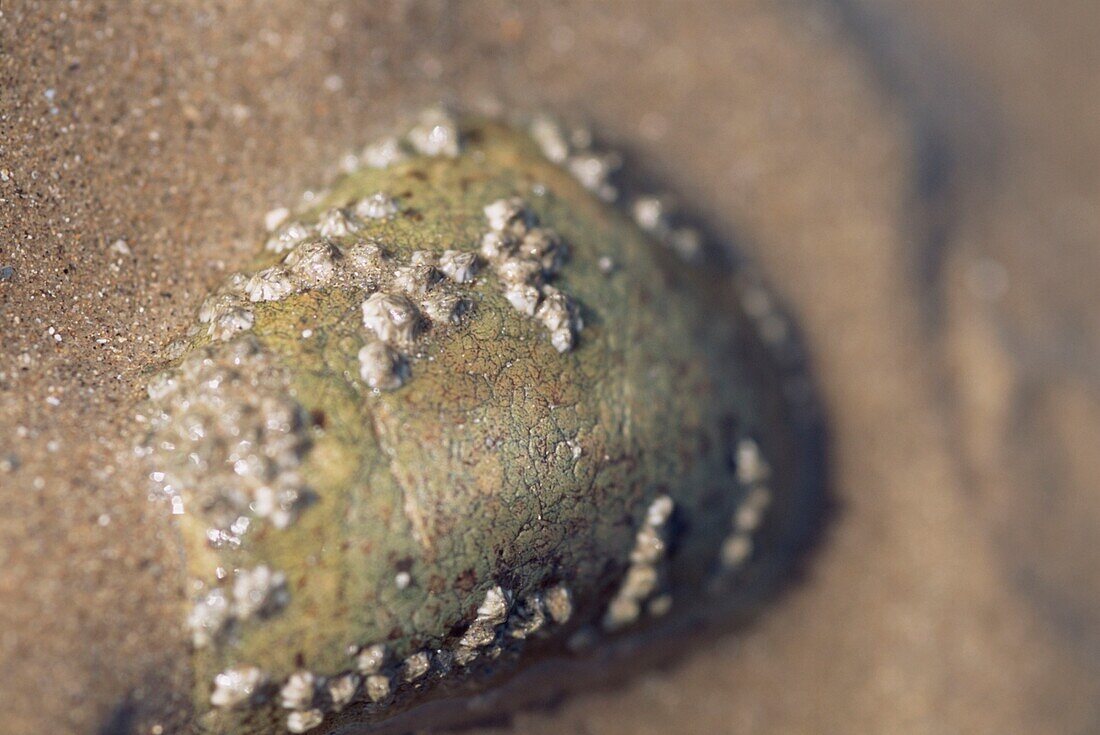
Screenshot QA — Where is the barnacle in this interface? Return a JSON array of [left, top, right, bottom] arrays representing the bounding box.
[[136, 112, 822, 733]]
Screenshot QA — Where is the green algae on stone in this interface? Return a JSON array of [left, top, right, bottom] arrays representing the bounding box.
[[137, 111, 822, 734]]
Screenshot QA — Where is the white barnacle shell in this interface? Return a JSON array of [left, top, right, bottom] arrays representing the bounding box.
[[222, 271, 250, 296], [602, 595, 641, 631], [506, 594, 547, 640], [284, 238, 341, 288], [406, 107, 461, 158], [543, 585, 573, 624], [458, 618, 497, 650], [631, 195, 671, 236], [452, 645, 479, 667], [520, 227, 567, 275], [621, 564, 660, 599], [354, 192, 399, 220], [438, 249, 479, 283], [198, 291, 244, 324], [208, 306, 254, 340], [286, 709, 324, 733], [279, 670, 317, 710], [392, 262, 441, 297], [355, 643, 388, 675], [529, 115, 570, 163], [245, 266, 294, 302], [648, 594, 673, 617], [477, 585, 512, 625], [361, 291, 422, 345], [646, 494, 675, 527], [265, 221, 313, 254], [365, 673, 392, 703], [251, 477, 306, 530], [210, 666, 267, 708], [496, 256, 542, 286], [735, 485, 772, 532], [534, 286, 580, 352], [317, 207, 361, 238], [345, 240, 386, 280], [630, 523, 666, 565], [232, 564, 289, 620], [721, 533, 753, 569], [409, 250, 437, 267], [402, 652, 431, 682], [419, 292, 470, 326], [358, 340, 408, 391], [484, 197, 531, 234], [567, 151, 621, 202], [327, 673, 360, 712], [504, 283, 541, 317], [480, 231, 515, 261], [264, 207, 290, 232], [186, 588, 230, 648], [735, 437, 771, 484], [456, 586, 513, 651], [535, 287, 576, 334], [602, 495, 678, 632], [549, 326, 575, 353]]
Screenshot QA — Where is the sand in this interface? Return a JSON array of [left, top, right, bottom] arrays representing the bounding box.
[[2, 1, 1098, 733]]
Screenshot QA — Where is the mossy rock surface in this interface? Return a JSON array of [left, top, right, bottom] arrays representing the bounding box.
[[139, 119, 822, 734]]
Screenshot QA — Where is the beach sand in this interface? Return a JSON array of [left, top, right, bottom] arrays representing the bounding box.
[[2, 2, 1098, 733]]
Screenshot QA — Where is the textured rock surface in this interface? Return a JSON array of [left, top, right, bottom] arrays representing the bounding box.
[[135, 120, 819, 733]]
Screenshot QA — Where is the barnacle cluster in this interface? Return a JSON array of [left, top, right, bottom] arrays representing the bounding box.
[[137, 109, 820, 734]]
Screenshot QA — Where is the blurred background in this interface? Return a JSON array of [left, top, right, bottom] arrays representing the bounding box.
[[1, 1, 1098, 733]]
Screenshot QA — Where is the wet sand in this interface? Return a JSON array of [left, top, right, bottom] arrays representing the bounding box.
[[2, 2, 1098, 733]]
